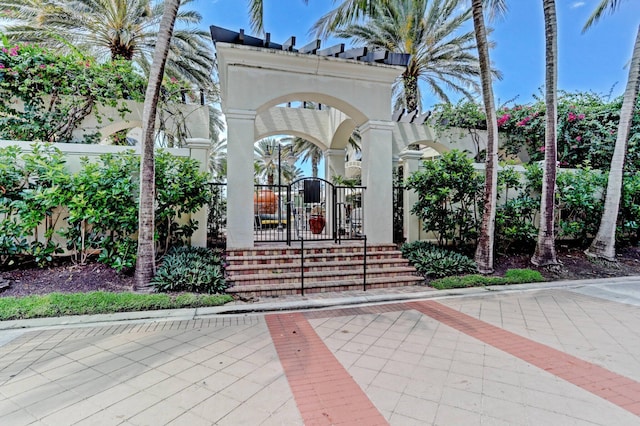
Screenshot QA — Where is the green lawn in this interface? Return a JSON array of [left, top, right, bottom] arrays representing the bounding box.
[[0, 292, 233, 321]]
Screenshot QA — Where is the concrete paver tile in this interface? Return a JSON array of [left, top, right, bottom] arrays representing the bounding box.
[[198, 370, 239, 393], [165, 383, 215, 410], [434, 405, 482, 426], [353, 354, 388, 371], [82, 382, 139, 409], [219, 377, 264, 402], [394, 394, 438, 423], [369, 371, 409, 393], [144, 375, 192, 399], [188, 392, 243, 424], [0, 407, 38, 426], [127, 400, 186, 425], [39, 398, 103, 425], [389, 412, 429, 426], [166, 410, 215, 426]]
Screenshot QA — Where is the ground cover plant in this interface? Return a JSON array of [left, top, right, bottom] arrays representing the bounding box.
[[0, 291, 233, 321], [430, 268, 545, 290], [151, 246, 227, 294]]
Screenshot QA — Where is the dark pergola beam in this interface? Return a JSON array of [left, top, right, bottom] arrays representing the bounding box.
[[317, 43, 345, 57], [299, 39, 321, 54]]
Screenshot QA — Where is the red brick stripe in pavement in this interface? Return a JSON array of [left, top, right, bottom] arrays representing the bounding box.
[[266, 312, 388, 426], [407, 300, 640, 417]]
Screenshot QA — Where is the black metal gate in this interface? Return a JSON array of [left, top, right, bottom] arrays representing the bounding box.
[[254, 178, 365, 244]]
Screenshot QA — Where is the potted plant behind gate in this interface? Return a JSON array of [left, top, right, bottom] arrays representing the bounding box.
[[309, 205, 325, 234]]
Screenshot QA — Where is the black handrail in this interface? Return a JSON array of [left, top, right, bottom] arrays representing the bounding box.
[[300, 236, 305, 296], [363, 235, 367, 291]]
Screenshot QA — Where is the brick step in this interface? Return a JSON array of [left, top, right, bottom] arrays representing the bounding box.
[[226, 250, 405, 267], [226, 275, 425, 297], [226, 257, 411, 275], [227, 266, 419, 286], [227, 243, 398, 258]]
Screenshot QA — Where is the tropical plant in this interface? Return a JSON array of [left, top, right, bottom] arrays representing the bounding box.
[[151, 246, 226, 294], [401, 240, 478, 278], [471, 0, 505, 274], [531, 0, 559, 267], [585, 0, 640, 260], [0, 0, 213, 90], [331, 0, 492, 111], [135, 0, 180, 290]]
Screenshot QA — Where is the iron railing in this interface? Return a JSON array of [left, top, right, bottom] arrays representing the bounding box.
[[207, 182, 227, 248]]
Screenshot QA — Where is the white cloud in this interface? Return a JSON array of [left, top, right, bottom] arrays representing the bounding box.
[[570, 1, 586, 9]]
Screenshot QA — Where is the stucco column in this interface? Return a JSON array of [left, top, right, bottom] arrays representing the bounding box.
[[324, 148, 346, 180], [399, 150, 424, 243], [225, 109, 256, 249], [361, 120, 394, 244], [185, 138, 211, 248]]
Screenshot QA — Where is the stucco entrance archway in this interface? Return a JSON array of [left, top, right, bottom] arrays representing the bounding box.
[[213, 30, 408, 248]]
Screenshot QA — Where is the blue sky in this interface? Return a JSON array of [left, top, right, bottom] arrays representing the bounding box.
[[198, 0, 640, 107]]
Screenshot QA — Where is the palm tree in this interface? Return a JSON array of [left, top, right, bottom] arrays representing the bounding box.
[[254, 139, 299, 186], [531, 0, 560, 266], [330, 0, 493, 111], [292, 137, 323, 178], [209, 138, 228, 181], [471, 0, 507, 274], [134, 0, 180, 289], [586, 1, 640, 261], [0, 0, 213, 89]]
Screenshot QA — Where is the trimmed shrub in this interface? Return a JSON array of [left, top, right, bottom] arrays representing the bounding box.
[[151, 246, 226, 294]]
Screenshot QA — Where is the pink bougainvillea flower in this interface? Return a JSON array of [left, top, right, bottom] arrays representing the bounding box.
[[578, 114, 585, 120], [0, 63, 4, 69], [576, 136, 582, 142], [497, 113, 510, 127], [539, 146, 546, 152], [568, 112, 577, 122], [517, 116, 531, 127], [1, 47, 7, 53]]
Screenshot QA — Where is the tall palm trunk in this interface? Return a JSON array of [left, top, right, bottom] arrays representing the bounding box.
[[587, 25, 640, 261], [472, 0, 499, 274], [134, 0, 181, 290], [532, 0, 559, 266], [403, 71, 419, 112]]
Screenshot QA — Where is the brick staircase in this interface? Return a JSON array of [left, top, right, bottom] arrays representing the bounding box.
[[224, 242, 423, 298]]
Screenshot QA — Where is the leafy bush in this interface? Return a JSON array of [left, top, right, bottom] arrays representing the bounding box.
[[154, 152, 212, 256], [618, 172, 640, 244], [405, 150, 483, 248], [0, 145, 211, 270], [151, 246, 226, 294], [495, 166, 538, 253], [556, 167, 606, 244], [430, 268, 544, 289], [401, 240, 477, 278], [0, 42, 146, 143]]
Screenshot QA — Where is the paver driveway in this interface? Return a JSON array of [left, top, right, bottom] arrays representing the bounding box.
[[2, 283, 640, 425]]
